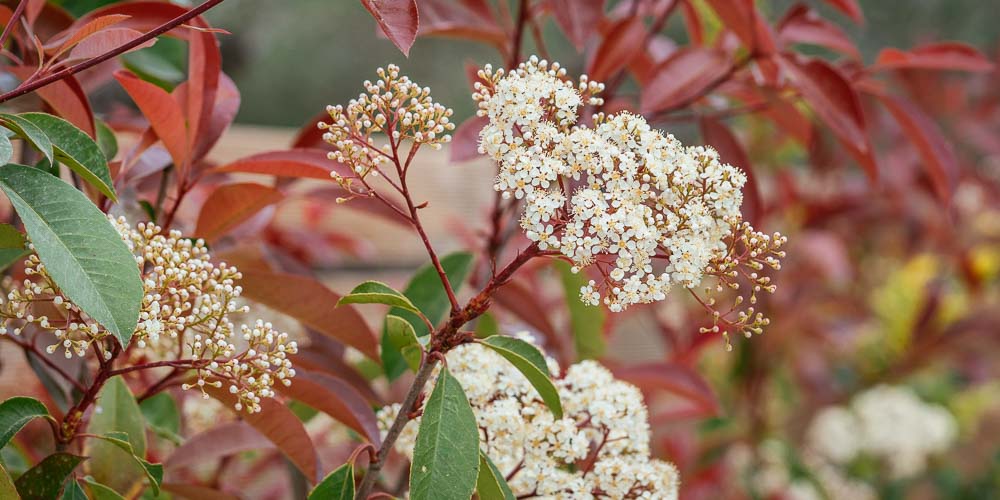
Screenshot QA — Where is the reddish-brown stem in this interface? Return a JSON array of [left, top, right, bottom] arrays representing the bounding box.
[[108, 358, 205, 378], [2, 335, 86, 393], [0, 0, 27, 49], [0, 0, 226, 105]]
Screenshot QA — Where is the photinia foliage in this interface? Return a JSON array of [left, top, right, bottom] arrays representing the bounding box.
[[0, 0, 996, 499]]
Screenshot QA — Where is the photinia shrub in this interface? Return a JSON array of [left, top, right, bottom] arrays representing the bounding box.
[[0, 1, 995, 499]]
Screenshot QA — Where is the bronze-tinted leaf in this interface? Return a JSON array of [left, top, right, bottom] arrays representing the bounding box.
[[194, 183, 284, 241], [361, 0, 419, 57]]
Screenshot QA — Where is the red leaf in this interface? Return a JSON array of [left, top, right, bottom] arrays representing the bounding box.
[[874, 42, 994, 73], [191, 73, 240, 160], [699, 117, 762, 225], [703, 0, 776, 54], [550, 0, 603, 50], [776, 56, 877, 180], [821, 0, 863, 24], [9, 67, 94, 138], [64, 27, 154, 62], [161, 484, 239, 500], [43, 13, 131, 56], [876, 93, 958, 203], [115, 70, 188, 167], [449, 116, 487, 163], [290, 347, 382, 403], [417, 0, 505, 46], [361, 0, 419, 57], [291, 111, 331, 149], [679, 0, 704, 46], [213, 148, 347, 179], [236, 268, 380, 361], [195, 183, 284, 241], [777, 4, 859, 59], [587, 16, 646, 82], [493, 280, 560, 346], [639, 48, 729, 114], [204, 387, 320, 482], [613, 363, 719, 416], [275, 370, 381, 446], [166, 421, 273, 470]]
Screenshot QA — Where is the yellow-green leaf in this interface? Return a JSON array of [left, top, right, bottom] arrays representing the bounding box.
[[338, 281, 420, 313], [476, 451, 515, 500], [308, 462, 353, 500], [385, 315, 424, 372], [555, 261, 606, 360], [86, 377, 148, 494]]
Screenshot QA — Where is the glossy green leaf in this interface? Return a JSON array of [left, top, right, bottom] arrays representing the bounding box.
[[338, 281, 419, 313], [0, 164, 143, 347], [410, 367, 480, 500], [13, 453, 85, 500], [139, 393, 181, 444], [555, 261, 606, 360], [0, 133, 11, 164], [308, 462, 354, 500], [475, 312, 499, 338], [60, 478, 86, 500], [0, 223, 28, 272], [81, 477, 124, 500], [18, 113, 116, 201], [382, 252, 474, 380], [476, 451, 515, 500], [481, 336, 562, 418], [87, 377, 148, 494], [0, 114, 53, 165], [89, 432, 163, 496], [0, 397, 50, 449], [0, 463, 17, 500], [95, 120, 118, 160], [385, 315, 423, 372]]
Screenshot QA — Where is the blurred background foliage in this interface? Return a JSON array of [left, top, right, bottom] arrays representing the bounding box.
[[199, 0, 1000, 127]]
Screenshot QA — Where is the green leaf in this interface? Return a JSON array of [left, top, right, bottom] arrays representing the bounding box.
[[385, 315, 424, 372], [139, 393, 181, 444], [476, 451, 515, 500], [555, 261, 606, 360], [0, 223, 28, 272], [0, 132, 12, 164], [0, 397, 50, 449], [60, 478, 86, 500], [308, 462, 354, 500], [81, 477, 125, 500], [95, 120, 118, 161], [17, 113, 117, 201], [382, 252, 474, 380], [13, 453, 85, 500], [120, 37, 186, 92], [89, 432, 163, 496], [86, 377, 149, 494], [475, 312, 499, 339], [410, 367, 480, 500], [338, 281, 420, 313], [0, 463, 17, 500], [0, 114, 54, 165], [481, 336, 563, 419], [24, 351, 70, 413], [0, 164, 143, 347]]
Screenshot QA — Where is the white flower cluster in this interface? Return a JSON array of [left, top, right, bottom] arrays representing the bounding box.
[[379, 334, 679, 499], [728, 440, 877, 500], [807, 384, 957, 478], [0, 218, 298, 414], [320, 64, 455, 180], [474, 56, 785, 316]]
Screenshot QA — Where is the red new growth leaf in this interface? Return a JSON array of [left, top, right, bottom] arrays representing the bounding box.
[[587, 16, 646, 82], [874, 42, 994, 73], [195, 183, 284, 241], [640, 48, 729, 114], [821, 0, 864, 24], [166, 421, 274, 470], [237, 268, 381, 361], [777, 56, 877, 180], [550, 0, 603, 51], [276, 370, 382, 447], [449, 116, 487, 163], [361, 0, 419, 57], [703, 0, 776, 54], [9, 67, 94, 138], [205, 386, 320, 483], [43, 13, 131, 56], [699, 117, 762, 225], [64, 28, 154, 62], [777, 4, 860, 59], [417, 0, 505, 46], [214, 148, 349, 179], [877, 93, 958, 203], [614, 363, 720, 416], [115, 71, 188, 167]]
